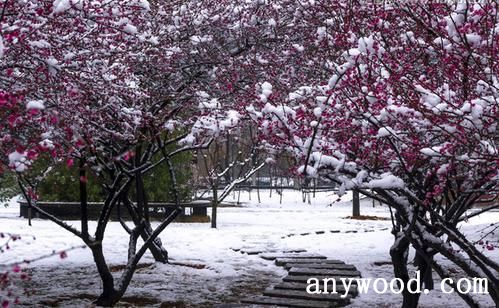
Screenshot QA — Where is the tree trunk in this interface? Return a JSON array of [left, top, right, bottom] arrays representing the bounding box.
[[414, 249, 434, 291], [211, 186, 218, 229], [390, 233, 421, 308], [79, 159, 89, 237], [224, 135, 231, 184], [121, 197, 169, 263], [91, 243, 120, 306], [142, 223, 169, 262], [352, 190, 360, 217]]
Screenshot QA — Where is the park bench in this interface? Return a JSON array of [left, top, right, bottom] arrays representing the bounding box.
[[19, 200, 211, 222]]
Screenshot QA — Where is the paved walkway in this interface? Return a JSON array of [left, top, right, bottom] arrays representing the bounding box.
[[236, 250, 361, 308]]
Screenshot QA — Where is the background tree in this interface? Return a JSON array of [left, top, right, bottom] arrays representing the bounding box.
[[197, 129, 264, 228]]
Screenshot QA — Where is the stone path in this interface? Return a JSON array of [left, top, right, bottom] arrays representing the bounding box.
[[239, 251, 361, 308], [281, 227, 390, 239]]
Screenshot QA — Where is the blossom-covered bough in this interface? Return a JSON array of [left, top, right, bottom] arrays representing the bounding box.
[[0, 0, 242, 305], [243, 1, 498, 307]]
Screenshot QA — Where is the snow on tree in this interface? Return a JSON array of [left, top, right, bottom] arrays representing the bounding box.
[[241, 1, 498, 307]]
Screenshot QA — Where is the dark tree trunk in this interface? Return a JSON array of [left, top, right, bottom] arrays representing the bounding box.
[[224, 135, 231, 183], [142, 223, 169, 262], [79, 159, 89, 237], [121, 197, 169, 263], [91, 243, 120, 306], [211, 186, 218, 229], [414, 249, 434, 291], [390, 233, 421, 308], [352, 190, 360, 217]]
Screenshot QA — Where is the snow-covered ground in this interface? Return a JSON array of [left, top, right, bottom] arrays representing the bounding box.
[[0, 190, 497, 307]]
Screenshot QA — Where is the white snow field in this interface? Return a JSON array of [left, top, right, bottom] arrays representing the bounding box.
[[0, 191, 497, 307]]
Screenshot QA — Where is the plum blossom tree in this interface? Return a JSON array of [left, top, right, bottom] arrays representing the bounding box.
[[0, 0, 241, 305], [240, 1, 498, 307], [0, 1, 175, 305]]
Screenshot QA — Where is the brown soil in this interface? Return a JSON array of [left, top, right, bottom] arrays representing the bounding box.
[[344, 215, 390, 221]]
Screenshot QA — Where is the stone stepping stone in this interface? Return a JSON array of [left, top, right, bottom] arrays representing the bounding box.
[[231, 247, 267, 255], [243, 250, 361, 308], [275, 258, 344, 266], [283, 263, 357, 271], [233, 247, 307, 255], [260, 253, 327, 261], [289, 268, 361, 277], [214, 304, 253, 308], [283, 276, 359, 285], [281, 248, 308, 253], [274, 282, 358, 296], [263, 289, 351, 305], [241, 295, 335, 308], [240, 248, 267, 255]]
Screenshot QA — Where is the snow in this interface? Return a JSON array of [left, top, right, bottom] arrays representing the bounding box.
[[190, 35, 213, 45], [134, 0, 151, 11], [480, 140, 497, 155], [147, 36, 159, 45], [420, 146, 443, 157], [0, 191, 496, 307], [358, 36, 375, 54], [297, 165, 318, 177], [45, 57, 59, 75], [29, 40, 51, 49], [313, 106, 323, 118], [52, 0, 72, 14], [123, 24, 138, 35], [260, 81, 273, 103], [316, 26, 326, 40], [198, 98, 220, 110], [364, 173, 405, 189], [256, 54, 269, 64], [196, 91, 210, 99], [26, 100, 45, 110], [183, 109, 242, 144], [8, 151, 30, 172], [376, 126, 394, 138], [465, 33, 481, 46], [436, 163, 450, 175], [39, 139, 55, 150], [415, 85, 441, 107], [0, 36, 4, 59], [218, 110, 242, 130], [264, 157, 275, 164], [261, 103, 296, 120], [288, 86, 313, 101], [292, 44, 305, 52]]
